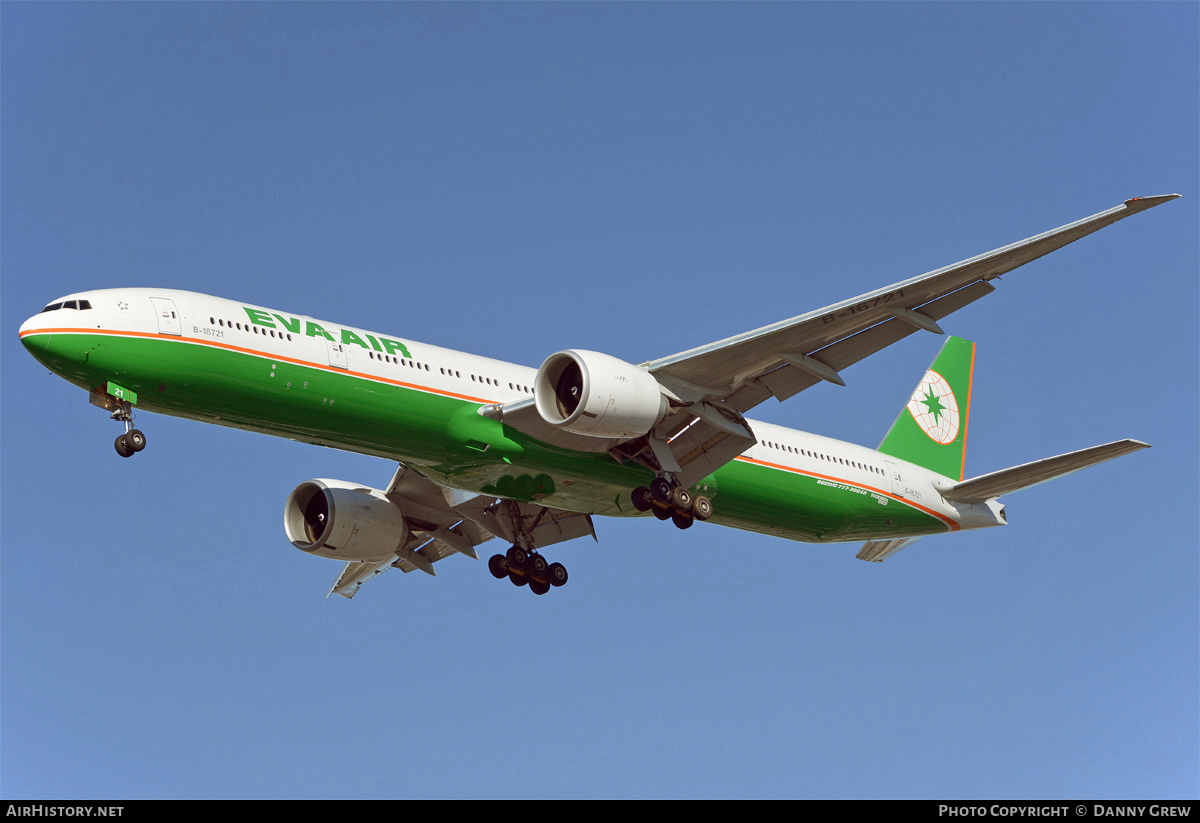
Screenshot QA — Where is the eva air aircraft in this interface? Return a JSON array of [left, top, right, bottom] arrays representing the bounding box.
[[19, 195, 1178, 598]]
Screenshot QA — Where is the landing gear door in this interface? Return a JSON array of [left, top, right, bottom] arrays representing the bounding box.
[[326, 340, 348, 369], [150, 297, 182, 336]]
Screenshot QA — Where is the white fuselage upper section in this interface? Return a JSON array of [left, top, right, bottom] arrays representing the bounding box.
[[21, 287, 1008, 535]]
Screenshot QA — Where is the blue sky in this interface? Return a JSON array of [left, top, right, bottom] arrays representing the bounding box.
[[2, 3, 1196, 799]]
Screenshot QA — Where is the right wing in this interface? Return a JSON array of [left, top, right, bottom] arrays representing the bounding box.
[[643, 195, 1180, 413], [491, 195, 1178, 488]]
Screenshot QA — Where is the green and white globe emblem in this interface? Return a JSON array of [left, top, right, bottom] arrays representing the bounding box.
[[907, 369, 960, 444]]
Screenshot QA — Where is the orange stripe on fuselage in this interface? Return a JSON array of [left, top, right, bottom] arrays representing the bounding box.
[[19, 327, 499, 405], [23, 327, 961, 531], [735, 454, 960, 531]]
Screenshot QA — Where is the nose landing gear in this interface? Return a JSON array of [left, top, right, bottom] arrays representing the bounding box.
[[110, 402, 147, 459], [89, 384, 148, 459]]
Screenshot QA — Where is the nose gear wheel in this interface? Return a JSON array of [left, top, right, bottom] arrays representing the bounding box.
[[108, 399, 148, 458]]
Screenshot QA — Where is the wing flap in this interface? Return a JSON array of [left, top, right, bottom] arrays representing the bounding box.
[[480, 502, 596, 549], [328, 559, 395, 599], [664, 422, 756, 488]]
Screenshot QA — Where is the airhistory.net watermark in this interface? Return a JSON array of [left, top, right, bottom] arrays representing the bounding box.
[[5, 807, 123, 817]]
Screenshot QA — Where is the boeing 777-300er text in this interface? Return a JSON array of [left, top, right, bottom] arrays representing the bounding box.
[[19, 195, 1179, 598]]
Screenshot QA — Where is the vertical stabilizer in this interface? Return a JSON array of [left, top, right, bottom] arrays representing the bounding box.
[[878, 336, 975, 480]]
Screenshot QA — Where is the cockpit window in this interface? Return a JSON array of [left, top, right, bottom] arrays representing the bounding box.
[[39, 299, 92, 312]]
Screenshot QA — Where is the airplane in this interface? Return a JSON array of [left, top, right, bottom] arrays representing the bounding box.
[[18, 194, 1179, 598]]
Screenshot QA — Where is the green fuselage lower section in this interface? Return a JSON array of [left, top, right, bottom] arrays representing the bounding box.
[[26, 330, 952, 544]]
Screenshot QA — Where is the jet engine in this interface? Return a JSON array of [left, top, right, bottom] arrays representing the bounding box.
[[534, 349, 668, 439], [284, 479, 409, 562]]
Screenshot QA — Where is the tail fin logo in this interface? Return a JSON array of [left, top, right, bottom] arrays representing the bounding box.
[[906, 369, 960, 445]]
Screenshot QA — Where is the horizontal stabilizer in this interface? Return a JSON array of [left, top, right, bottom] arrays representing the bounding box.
[[937, 439, 1150, 504], [857, 536, 923, 563]]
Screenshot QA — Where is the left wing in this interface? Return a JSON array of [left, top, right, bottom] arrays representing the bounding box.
[[328, 464, 596, 599]]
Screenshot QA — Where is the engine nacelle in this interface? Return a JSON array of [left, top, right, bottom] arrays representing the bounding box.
[[534, 350, 668, 439], [283, 479, 409, 562]]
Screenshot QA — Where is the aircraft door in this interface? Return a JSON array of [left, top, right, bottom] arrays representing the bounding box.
[[326, 339, 348, 369], [150, 297, 182, 336], [884, 459, 903, 497]]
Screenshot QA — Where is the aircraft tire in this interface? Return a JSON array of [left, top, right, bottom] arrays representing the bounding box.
[[693, 496, 713, 521], [509, 571, 529, 587], [672, 511, 694, 530], [506, 546, 529, 569], [631, 486, 653, 512], [530, 554, 548, 575], [671, 487, 692, 511], [548, 562, 568, 587], [652, 505, 671, 521], [530, 580, 551, 596], [651, 478, 673, 504], [114, 434, 134, 458], [488, 554, 509, 579], [127, 429, 147, 452]]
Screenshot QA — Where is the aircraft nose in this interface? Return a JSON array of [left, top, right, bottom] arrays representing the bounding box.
[[19, 313, 50, 354]]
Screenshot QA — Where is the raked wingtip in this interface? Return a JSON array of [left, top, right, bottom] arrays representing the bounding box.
[[1123, 194, 1182, 210]]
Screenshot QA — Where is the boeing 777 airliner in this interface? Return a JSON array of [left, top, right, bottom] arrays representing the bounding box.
[[19, 195, 1178, 597]]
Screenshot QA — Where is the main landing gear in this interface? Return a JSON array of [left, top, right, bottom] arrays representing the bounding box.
[[631, 477, 713, 530], [111, 402, 147, 459], [488, 546, 568, 596]]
